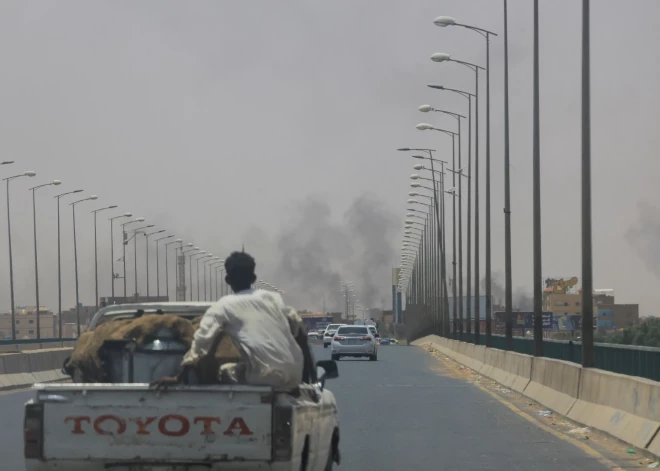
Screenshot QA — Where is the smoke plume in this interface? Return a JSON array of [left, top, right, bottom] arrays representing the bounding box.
[[626, 201, 660, 279], [260, 193, 398, 311]]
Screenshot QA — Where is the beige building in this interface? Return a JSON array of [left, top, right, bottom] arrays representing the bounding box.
[[0, 307, 55, 340], [543, 291, 583, 316]]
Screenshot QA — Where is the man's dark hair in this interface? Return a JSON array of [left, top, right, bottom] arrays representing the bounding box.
[[224, 251, 256, 290]]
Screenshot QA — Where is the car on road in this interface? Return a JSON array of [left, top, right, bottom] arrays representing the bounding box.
[[367, 325, 380, 344], [380, 338, 391, 345], [323, 324, 346, 348], [331, 325, 378, 361]]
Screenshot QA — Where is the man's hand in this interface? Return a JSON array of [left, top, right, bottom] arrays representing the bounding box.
[[150, 375, 181, 390]]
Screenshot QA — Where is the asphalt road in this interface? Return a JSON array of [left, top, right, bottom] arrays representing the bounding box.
[[1, 345, 614, 470], [312, 344, 611, 471]]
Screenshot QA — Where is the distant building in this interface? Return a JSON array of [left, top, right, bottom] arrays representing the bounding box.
[[0, 308, 56, 340], [596, 304, 639, 331]]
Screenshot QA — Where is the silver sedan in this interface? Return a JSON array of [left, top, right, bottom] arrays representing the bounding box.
[[330, 325, 378, 361]]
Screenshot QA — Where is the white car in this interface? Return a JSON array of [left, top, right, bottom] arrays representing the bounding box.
[[323, 324, 346, 348], [367, 325, 380, 344], [331, 325, 378, 361]]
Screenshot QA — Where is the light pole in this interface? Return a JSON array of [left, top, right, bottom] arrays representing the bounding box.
[[183, 247, 201, 301], [4, 169, 36, 340], [120, 218, 145, 298], [420, 105, 466, 337], [29, 179, 61, 339], [427, 85, 475, 339], [581, 0, 594, 367], [433, 16, 498, 345], [398, 148, 447, 335], [193, 253, 211, 301], [503, 0, 513, 350], [71, 195, 98, 336], [215, 265, 226, 299], [178, 242, 194, 301], [154, 234, 174, 298], [109, 212, 132, 302], [144, 229, 165, 297], [204, 257, 220, 301], [129, 224, 154, 298], [164, 239, 182, 301], [92, 205, 118, 311], [429, 54, 487, 344], [55, 189, 83, 338], [532, 0, 543, 356]]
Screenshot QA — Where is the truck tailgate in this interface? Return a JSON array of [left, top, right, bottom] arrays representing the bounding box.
[[37, 384, 273, 463]]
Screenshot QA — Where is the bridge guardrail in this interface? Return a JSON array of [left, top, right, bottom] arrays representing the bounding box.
[[462, 333, 660, 383]]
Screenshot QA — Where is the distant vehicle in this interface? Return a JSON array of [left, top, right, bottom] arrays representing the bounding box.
[[307, 332, 321, 340], [323, 324, 346, 348], [367, 325, 380, 344], [331, 325, 378, 361], [380, 338, 391, 346]]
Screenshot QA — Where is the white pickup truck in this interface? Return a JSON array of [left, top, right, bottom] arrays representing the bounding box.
[[23, 302, 341, 471]]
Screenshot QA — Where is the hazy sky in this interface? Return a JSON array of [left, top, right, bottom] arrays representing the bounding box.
[[0, 0, 658, 317]]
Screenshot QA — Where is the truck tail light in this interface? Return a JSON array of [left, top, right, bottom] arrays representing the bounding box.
[[272, 403, 293, 461], [24, 403, 44, 460]]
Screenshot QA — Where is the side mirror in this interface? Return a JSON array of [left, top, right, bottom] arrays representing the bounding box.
[[316, 360, 339, 388], [374, 333, 380, 338]]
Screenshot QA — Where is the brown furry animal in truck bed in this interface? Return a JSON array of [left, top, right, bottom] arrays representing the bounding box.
[[66, 314, 241, 383]]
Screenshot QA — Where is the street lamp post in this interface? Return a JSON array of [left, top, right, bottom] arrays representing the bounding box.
[[427, 85, 474, 339], [154, 234, 174, 298], [129, 224, 154, 298], [581, 0, 594, 367], [434, 16, 498, 346], [164, 239, 182, 301], [503, 0, 514, 350], [120, 218, 145, 298], [109, 213, 132, 301], [429, 54, 486, 344], [4, 169, 36, 340], [194, 254, 212, 301], [144, 229, 165, 297], [71, 195, 98, 336], [182, 247, 201, 301], [55, 189, 83, 338], [420, 105, 466, 337], [29, 179, 61, 339], [92, 205, 118, 311]]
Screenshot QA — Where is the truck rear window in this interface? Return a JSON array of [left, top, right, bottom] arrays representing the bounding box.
[[336, 327, 369, 335]]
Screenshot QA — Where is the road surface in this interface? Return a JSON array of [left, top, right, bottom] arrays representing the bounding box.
[[0, 344, 635, 470]]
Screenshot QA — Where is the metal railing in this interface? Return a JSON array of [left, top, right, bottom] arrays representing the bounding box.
[[461, 332, 660, 382]]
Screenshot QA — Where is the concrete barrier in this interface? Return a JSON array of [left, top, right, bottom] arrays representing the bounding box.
[[479, 349, 532, 394], [0, 347, 72, 391], [413, 339, 660, 455], [568, 368, 660, 453], [522, 357, 580, 416]]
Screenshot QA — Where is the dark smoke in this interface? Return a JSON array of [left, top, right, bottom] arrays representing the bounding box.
[[626, 201, 660, 278], [481, 272, 533, 311], [271, 193, 398, 311]]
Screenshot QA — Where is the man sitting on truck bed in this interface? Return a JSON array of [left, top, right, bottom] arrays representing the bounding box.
[[152, 251, 307, 391]]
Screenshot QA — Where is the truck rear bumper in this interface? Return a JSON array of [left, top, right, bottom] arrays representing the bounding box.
[[26, 460, 291, 471]]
